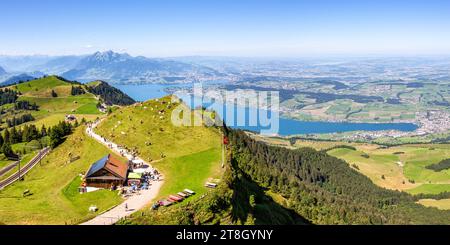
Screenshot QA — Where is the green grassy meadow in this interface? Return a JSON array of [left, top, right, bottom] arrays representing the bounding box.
[[154, 147, 222, 198], [95, 96, 223, 201], [0, 154, 13, 169], [5, 76, 104, 129], [327, 144, 450, 194], [0, 127, 123, 225], [418, 198, 450, 210]]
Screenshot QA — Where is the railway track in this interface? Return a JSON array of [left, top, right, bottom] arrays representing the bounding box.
[[0, 147, 51, 190], [0, 161, 19, 177]]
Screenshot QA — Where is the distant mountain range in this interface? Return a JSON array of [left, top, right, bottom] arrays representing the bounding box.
[[0, 51, 222, 84], [0, 66, 6, 76], [0, 73, 37, 86]]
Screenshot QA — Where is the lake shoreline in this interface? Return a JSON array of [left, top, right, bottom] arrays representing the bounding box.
[[115, 83, 419, 137]]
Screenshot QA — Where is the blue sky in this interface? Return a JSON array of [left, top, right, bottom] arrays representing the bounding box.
[[1, 0, 449, 57]]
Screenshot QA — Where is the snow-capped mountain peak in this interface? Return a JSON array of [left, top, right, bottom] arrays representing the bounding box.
[[89, 50, 131, 63]]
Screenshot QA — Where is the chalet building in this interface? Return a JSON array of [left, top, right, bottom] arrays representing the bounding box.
[[85, 154, 129, 188]]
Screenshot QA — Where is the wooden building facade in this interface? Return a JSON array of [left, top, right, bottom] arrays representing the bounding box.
[[85, 154, 129, 188]]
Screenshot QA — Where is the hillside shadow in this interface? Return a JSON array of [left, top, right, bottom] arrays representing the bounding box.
[[229, 159, 311, 225]]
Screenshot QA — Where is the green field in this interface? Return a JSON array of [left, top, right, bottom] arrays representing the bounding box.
[[0, 154, 13, 169], [408, 184, 450, 195], [95, 96, 223, 201], [0, 127, 123, 225], [12, 76, 69, 95], [278, 79, 450, 124], [0, 151, 37, 182], [5, 76, 104, 129], [154, 147, 222, 198], [328, 147, 415, 190], [418, 198, 450, 210], [327, 144, 450, 194]]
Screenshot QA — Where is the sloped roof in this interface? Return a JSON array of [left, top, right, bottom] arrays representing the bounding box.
[[104, 154, 128, 179], [85, 155, 109, 177], [85, 154, 128, 179]]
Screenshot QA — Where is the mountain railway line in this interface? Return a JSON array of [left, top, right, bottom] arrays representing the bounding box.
[[0, 161, 20, 177], [0, 147, 51, 190]]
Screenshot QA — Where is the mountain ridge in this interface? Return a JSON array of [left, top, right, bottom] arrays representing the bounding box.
[[61, 50, 220, 83], [0, 51, 221, 84]]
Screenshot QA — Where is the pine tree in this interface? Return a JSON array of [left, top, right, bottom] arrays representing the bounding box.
[[22, 124, 30, 142], [10, 127, 18, 144], [41, 125, 47, 137], [1, 142, 15, 159], [3, 128, 10, 144]]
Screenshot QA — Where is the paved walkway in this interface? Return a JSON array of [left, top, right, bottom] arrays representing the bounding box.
[[81, 120, 164, 225], [81, 180, 163, 225]]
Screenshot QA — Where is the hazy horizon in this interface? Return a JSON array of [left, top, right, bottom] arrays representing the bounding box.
[[2, 50, 450, 60]]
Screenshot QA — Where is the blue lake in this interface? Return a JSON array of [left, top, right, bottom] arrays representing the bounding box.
[[116, 84, 418, 136]]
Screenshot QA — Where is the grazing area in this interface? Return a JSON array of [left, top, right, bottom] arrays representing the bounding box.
[[95, 96, 223, 201], [4, 76, 103, 129], [327, 147, 415, 191], [417, 198, 450, 210], [154, 147, 221, 198], [248, 134, 450, 195], [326, 144, 450, 194], [0, 127, 123, 225]]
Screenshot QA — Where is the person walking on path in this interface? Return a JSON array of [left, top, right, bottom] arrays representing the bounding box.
[[124, 203, 128, 211]]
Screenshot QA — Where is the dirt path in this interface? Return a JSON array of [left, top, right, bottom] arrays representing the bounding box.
[[80, 120, 164, 225]]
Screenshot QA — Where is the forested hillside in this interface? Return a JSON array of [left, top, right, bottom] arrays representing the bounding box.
[[227, 130, 450, 224], [120, 128, 450, 225], [86, 81, 135, 106]]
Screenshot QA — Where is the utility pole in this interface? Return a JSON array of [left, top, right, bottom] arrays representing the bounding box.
[[17, 155, 21, 181], [39, 148, 44, 166], [221, 133, 225, 168]]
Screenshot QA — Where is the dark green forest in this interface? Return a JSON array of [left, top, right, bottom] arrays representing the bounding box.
[[227, 130, 450, 224], [0, 88, 19, 106], [119, 128, 450, 225], [87, 81, 135, 106]]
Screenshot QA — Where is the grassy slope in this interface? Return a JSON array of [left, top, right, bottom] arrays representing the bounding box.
[[0, 151, 36, 182], [418, 198, 450, 210], [328, 147, 416, 190], [0, 154, 13, 169], [118, 153, 309, 225], [327, 145, 450, 194], [13, 76, 68, 94], [0, 127, 123, 225], [95, 96, 223, 200], [7, 76, 103, 129]]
